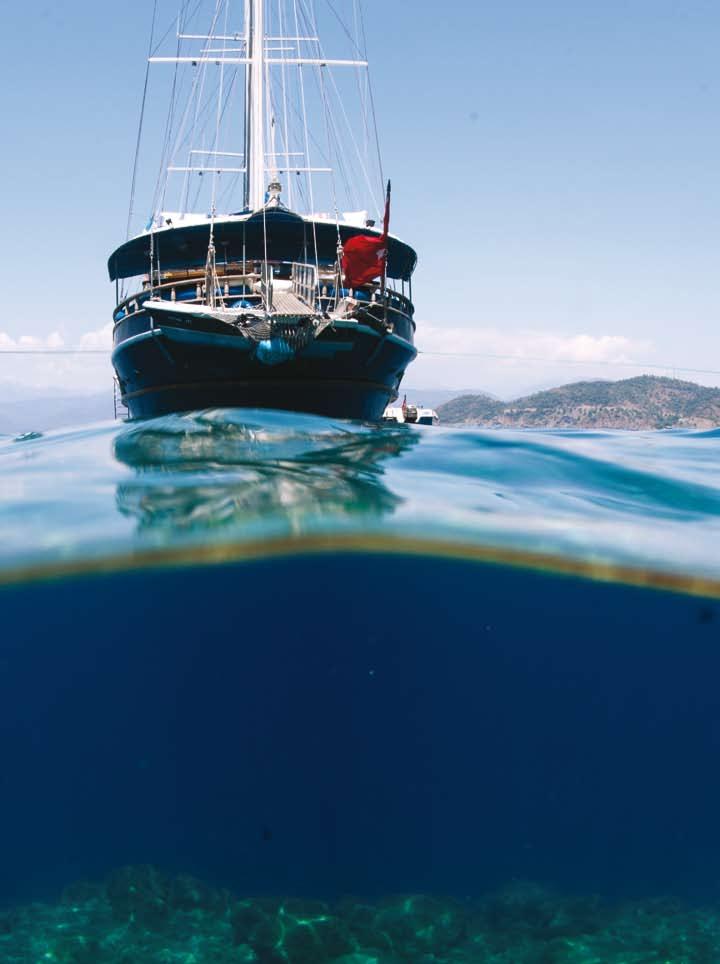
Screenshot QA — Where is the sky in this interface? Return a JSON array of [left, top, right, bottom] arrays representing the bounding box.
[[0, 0, 719, 399]]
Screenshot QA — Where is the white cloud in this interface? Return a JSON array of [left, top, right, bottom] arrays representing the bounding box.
[[416, 325, 649, 364], [0, 325, 113, 397], [79, 323, 113, 350], [0, 320, 690, 403], [411, 324, 656, 398], [0, 330, 67, 351]]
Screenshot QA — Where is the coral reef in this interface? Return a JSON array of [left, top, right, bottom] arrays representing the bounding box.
[[0, 868, 718, 963]]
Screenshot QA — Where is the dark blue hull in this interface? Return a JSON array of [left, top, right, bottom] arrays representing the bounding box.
[[117, 374, 396, 421], [112, 310, 416, 420]]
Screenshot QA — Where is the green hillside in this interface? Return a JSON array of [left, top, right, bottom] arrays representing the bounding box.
[[437, 376, 720, 429]]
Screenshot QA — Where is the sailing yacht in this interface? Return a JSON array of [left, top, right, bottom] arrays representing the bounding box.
[[108, 0, 418, 420]]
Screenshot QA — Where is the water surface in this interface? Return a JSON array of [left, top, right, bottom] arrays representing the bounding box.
[[2, 409, 720, 584], [1, 411, 720, 962]]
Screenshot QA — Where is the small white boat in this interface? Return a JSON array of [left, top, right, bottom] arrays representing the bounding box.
[[383, 399, 438, 426]]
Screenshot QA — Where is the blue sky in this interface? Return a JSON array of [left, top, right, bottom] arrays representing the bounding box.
[[0, 0, 718, 397]]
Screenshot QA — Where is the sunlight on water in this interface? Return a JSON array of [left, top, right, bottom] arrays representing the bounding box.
[[1, 408, 720, 582]]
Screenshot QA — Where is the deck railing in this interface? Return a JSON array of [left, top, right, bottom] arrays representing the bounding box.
[[291, 263, 319, 307], [113, 261, 415, 326]]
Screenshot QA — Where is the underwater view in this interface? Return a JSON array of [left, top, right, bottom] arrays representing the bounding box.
[[1, 413, 720, 962], [5, 0, 719, 955]]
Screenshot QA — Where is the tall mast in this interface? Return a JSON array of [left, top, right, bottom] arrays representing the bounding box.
[[244, 0, 266, 211], [148, 0, 371, 218]]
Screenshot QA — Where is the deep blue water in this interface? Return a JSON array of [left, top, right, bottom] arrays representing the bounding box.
[[1, 410, 720, 918]]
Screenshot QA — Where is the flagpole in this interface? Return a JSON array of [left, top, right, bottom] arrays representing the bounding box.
[[381, 180, 390, 316]]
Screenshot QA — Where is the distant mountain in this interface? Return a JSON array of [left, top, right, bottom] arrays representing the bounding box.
[[0, 393, 115, 435], [400, 388, 498, 408], [437, 376, 720, 430]]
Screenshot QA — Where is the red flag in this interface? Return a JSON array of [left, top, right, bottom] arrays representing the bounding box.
[[342, 181, 391, 287]]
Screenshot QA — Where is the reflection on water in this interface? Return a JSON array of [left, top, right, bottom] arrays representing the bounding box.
[[113, 409, 417, 535], [3, 413, 720, 579]]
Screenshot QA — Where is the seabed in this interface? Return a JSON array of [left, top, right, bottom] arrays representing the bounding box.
[[2, 867, 719, 963]]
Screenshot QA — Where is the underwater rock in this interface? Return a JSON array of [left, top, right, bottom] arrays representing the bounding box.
[[280, 913, 354, 963], [334, 901, 396, 955], [279, 898, 331, 917], [370, 895, 468, 956], [231, 899, 269, 943], [49, 934, 103, 964], [105, 865, 171, 929], [3, 867, 720, 963], [168, 873, 230, 914], [231, 900, 284, 954], [474, 880, 608, 942], [232, 897, 354, 963], [330, 955, 404, 964], [0, 908, 19, 936]]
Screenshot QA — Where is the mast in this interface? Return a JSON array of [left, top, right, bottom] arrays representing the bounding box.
[[244, 0, 266, 211], [147, 0, 372, 220]]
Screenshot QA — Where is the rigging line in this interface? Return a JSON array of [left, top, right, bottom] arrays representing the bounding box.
[[300, 0, 362, 209], [266, 54, 277, 181], [416, 351, 720, 377], [298, 5, 340, 169], [318, 0, 363, 57], [292, 0, 316, 213], [352, 0, 371, 191], [188, 69, 241, 212], [126, 0, 159, 240], [303, 0, 378, 214], [317, 67, 345, 310], [0, 350, 110, 355], [202, 0, 230, 310], [293, 0, 321, 280], [322, 79, 360, 208], [266, 1, 331, 178], [171, 0, 225, 215], [210, 0, 230, 216], [280, 86, 337, 172], [184, 66, 243, 158], [217, 171, 242, 209], [319, 92, 354, 208], [215, 67, 242, 208], [260, 12, 270, 299], [318, 68, 342, 246], [322, 62, 377, 212], [184, 71, 233, 151], [181, 10, 221, 216], [155, 4, 186, 217], [357, 0, 384, 206], [6, 348, 719, 378], [277, 0, 294, 210], [187, 66, 241, 210], [150, 0, 200, 57], [161, 49, 206, 190]]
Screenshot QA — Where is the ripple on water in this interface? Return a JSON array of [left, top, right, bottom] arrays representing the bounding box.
[[0, 411, 719, 582]]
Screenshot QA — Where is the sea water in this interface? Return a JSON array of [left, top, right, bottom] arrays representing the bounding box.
[[1, 410, 720, 962]]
